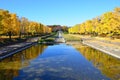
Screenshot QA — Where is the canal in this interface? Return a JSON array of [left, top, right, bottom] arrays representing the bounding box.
[[0, 43, 120, 80]]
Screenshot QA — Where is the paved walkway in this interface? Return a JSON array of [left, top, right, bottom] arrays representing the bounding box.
[[82, 37, 120, 59], [0, 34, 53, 60], [0, 42, 31, 55], [68, 34, 120, 59], [0, 37, 40, 60], [0, 42, 35, 60]]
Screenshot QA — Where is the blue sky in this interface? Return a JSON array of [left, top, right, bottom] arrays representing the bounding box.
[[0, 0, 120, 26]]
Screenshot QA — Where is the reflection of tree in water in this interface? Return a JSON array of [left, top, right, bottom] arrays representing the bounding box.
[[0, 44, 47, 80], [74, 45, 120, 80]]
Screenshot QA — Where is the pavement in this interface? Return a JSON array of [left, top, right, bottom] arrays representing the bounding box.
[[0, 35, 53, 60], [0, 37, 40, 60], [0, 42, 35, 60], [82, 37, 120, 59], [1, 34, 120, 60], [68, 34, 120, 59]]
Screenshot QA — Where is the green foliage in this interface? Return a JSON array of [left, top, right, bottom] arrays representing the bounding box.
[[38, 37, 54, 44]]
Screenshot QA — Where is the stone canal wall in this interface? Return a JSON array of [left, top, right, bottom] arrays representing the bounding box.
[[67, 34, 120, 59], [0, 34, 53, 60], [0, 42, 35, 60], [82, 38, 120, 59]]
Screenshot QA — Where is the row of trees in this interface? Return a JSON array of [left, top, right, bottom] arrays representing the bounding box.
[[69, 7, 120, 37], [0, 9, 52, 39]]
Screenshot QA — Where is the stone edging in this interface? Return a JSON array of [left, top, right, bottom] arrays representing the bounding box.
[[82, 41, 120, 59], [0, 43, 36, 60]]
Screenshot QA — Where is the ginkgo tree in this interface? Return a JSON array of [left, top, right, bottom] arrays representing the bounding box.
[[0, 9, 52, 40], [69, 7, 120, 38], [1, 10, 13, 39]]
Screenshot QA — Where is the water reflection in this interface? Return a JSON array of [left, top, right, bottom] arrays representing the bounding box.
[[73, 44, 120, 80], [0, 44, 119, 80], [0, 44, 47, 80]]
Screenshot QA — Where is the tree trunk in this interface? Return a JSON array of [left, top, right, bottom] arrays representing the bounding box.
[[8, 31, 12, 40], [19, 32, 21, 39]]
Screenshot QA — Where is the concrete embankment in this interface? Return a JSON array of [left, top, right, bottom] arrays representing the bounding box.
[[0, 36, 39, 60], [0, 42, 36, 60], [82, 39, 120, 59], [63, 34, 120, 59], [0, 34, 54, 60]]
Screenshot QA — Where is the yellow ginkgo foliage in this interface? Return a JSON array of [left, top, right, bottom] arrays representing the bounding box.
[[69, 7, 120, 38], [0, 9, 52, 39]]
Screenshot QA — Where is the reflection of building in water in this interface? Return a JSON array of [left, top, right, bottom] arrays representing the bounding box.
[[74, 45, 120, 80], [0, 45, 47, 80]]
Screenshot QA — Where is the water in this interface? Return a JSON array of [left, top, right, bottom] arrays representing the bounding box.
[[0, 44, 120, 80]]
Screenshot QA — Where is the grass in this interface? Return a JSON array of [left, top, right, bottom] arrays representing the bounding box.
[[64, 34, 120, 48], [94, 37, 120, 43], [63, 34, 82, 41], [38, 33, 56, 44], [64, 34, 120, 42], [0, 33, 56, 47], [38, 38, 54, 43], [0, 36, 19, 39]]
